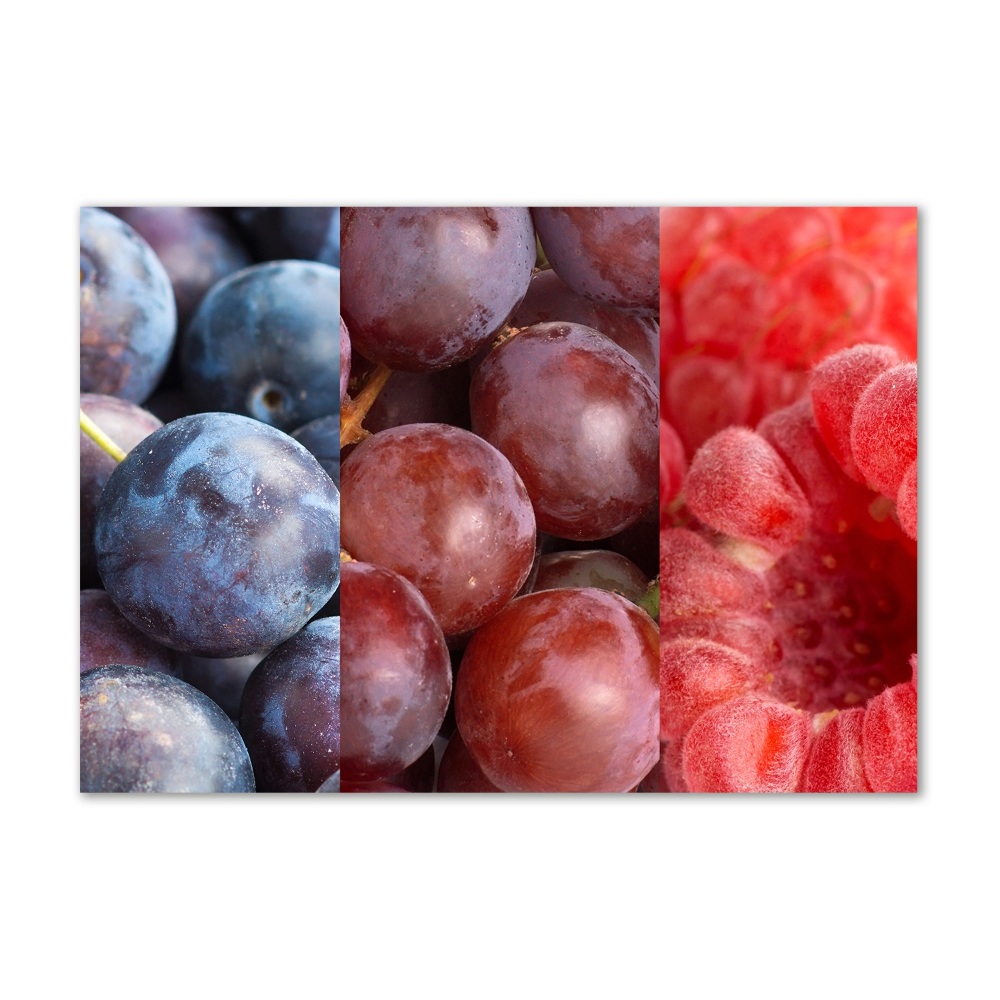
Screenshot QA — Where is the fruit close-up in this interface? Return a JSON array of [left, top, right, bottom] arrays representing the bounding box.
[[79, 204, 916, 794], [339, 206, 661, 793], [658, 207, 918, 793]]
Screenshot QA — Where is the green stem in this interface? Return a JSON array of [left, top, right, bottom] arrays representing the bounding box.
[[80, 410, 127, 463], [637, 578, 659, 623]]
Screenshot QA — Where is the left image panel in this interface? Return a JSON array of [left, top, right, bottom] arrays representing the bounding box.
[[80, 207, 342, 792]]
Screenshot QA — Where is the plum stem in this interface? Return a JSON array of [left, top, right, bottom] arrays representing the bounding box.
[[340, 365, 392, 448], [80, 410, 127, 462]]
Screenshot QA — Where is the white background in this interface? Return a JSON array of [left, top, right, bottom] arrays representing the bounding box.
[[6, 2, 994, 995]]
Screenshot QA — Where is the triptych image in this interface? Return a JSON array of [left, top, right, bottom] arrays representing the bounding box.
[[79, 206, 918, 794]]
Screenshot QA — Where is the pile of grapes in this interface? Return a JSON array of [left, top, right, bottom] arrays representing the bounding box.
[[339, 208, 661, 792]]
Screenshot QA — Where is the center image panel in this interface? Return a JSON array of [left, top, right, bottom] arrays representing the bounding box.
[[338, 207, 661, 792]]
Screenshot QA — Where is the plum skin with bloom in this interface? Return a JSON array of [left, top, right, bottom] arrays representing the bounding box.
[[80, 207, 177, 404], [95, 412, 340, 658], [81, 664, 255, 793], [239, 617, 341, 792]]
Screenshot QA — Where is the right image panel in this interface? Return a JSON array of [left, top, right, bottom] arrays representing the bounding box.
[[657, 207, 918, 793]]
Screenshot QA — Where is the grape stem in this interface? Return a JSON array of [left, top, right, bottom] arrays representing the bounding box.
[[80, 410, 127, 462], [637, 579, 659, 622], [340, 365, 393, 448]]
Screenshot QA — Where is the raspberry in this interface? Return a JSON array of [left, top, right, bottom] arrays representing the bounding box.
[[685, 426, 811, 557], [661, 207, 916, 457], [682, 259, 777, 356], [727, 207, 838, 275], [810, 344, 903, 480], [896, 460, 918, 541], [659, 207, 733, 289], [765, 253, 877, 364], [682, 695, 812, 793], [850, 362, 918, 500], [660, 638, 755, 743], [661, 210, 917, 793], [660, 418, 686, 508], [665, 355, 754, 456], [862, 681, 918, 792], [757, 396, 870, 534], [802, 708, 869, 792], [660, 739, 688, 793], [660, 527, 768, 618]]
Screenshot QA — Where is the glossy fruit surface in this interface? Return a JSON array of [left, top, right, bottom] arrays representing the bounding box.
[[510, 268, 659, 381], [340, 423, 536, 636], [470, 322, 658, 540], [340, 207, 535, 371], [455, 588, 659, 792], [436, 731, 502, 792], [532, 549, 649, 604], [340, 561, 451, 783], [531, 207, 659, 311]]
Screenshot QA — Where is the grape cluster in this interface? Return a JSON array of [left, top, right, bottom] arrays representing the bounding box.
[[340, 207, 661, 793]]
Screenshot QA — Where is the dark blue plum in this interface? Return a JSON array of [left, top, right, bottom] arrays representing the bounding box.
[[316, 771, 340, 792], [181, 260, 340, 431], [231, 207, 341, 268], [105, 207, 253, 332], [80, 665, 255, 793], [291, 414, 340, 486], [80, 207, 177, 403], [95, 412, 340, 658], [182, 651, 266, 722], [239, 617, 340, 792]]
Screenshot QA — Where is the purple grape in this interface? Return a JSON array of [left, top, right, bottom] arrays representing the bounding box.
[[340, 208, 535, 372], [531, 207, 659, 312]]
